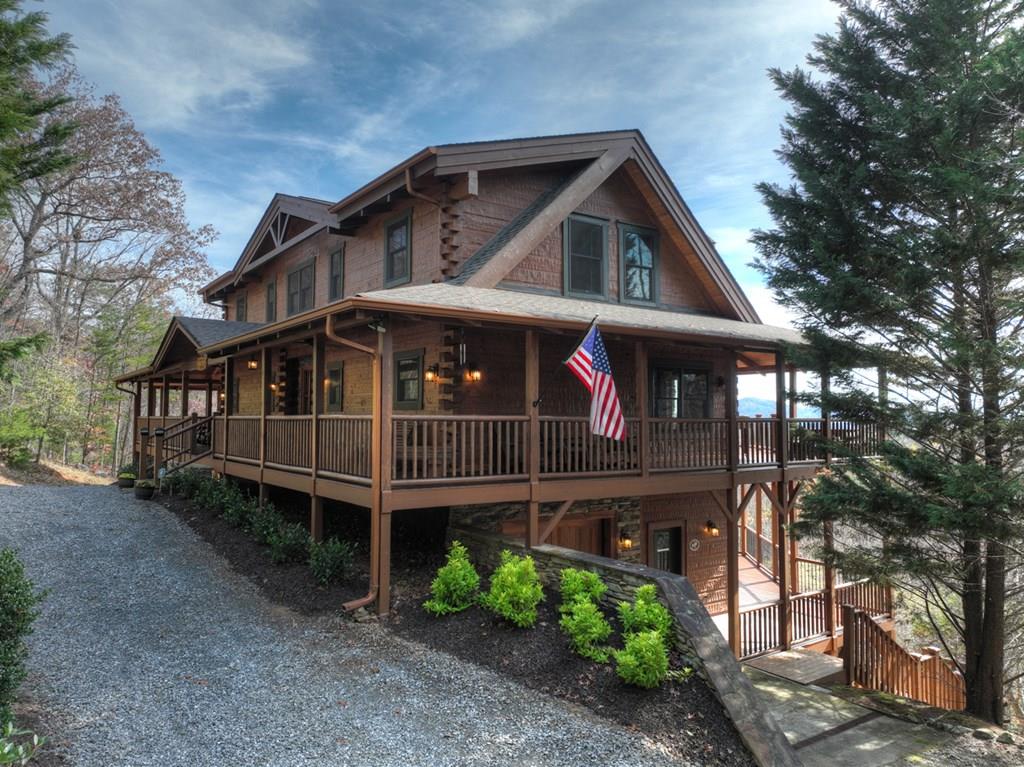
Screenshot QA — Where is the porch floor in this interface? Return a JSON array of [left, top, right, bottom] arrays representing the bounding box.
[[745, 648, 844, 686], [709, 557, 780, 637]]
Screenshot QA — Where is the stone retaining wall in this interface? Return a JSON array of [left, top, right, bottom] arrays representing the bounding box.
[[449, 525, 800, 767]]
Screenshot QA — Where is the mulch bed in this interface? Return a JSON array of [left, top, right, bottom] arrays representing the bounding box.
[[386, 593, 755, 766], [12, 690, 67, 767], [153, 491, 369, 613]]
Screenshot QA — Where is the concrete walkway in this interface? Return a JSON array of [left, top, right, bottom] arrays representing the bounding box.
[[743, 667, 949, 766]]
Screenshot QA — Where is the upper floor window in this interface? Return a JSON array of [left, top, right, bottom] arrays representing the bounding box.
[[620, 224, 657, 304], [329, 247, 344, 301], [564, 214, 607, 297], [651, 365, 710, 419], [287, 258, 315, 316], [265, 279, 277, 323], [385, 212, 411, 287], [235, 294, 247, 322]]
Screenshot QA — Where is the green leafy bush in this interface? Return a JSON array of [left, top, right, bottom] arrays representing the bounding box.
[[559, 598, 612, 662], [309, 538, 355, 586], [558, 568, 606, 612], [270, 523, 310, 564], [423, 541, 480, 616], [0, 719, 43, 765], [245, 503, 282, 544], [0, 550, 45, 721], [0, 410, 40, 468], [614, 630, 669, 688], [617, 584, 673, 649], [480, 550, 544, 628]]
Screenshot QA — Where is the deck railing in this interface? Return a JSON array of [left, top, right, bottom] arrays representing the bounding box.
[[265, 415, 312, 470], [648, 418, 728, 470], [738, 417, 778, 465], [843, 606, 965, 710], [393, 415, 529, 482], [739, 602, 783, 658], [790, 590, 829, 644], [319, 415, 372, 480], [225, 416, 260, 463], [539, 416, 641, 475]]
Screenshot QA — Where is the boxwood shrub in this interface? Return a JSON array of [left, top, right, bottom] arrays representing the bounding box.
[[423, 541, 479, 616], [481, 550, 543, 628]]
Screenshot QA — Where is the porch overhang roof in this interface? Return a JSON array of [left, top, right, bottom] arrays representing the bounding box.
[[196, 283, 803, 359]]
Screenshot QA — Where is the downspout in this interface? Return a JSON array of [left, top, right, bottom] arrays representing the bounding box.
[[404, 168, 440, 207], [328, 313, 385, 612]]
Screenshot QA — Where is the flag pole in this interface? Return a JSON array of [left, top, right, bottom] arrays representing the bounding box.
[[563, 315, 599, 365]]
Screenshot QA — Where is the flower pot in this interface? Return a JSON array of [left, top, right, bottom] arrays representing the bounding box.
[[118, 477, 135, 489], [134, 485, 154, 500]]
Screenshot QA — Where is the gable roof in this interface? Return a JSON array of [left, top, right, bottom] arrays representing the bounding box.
[[328, 130, 759, 323], [150, 316, 265, 372], [202, 193, 334, 300]]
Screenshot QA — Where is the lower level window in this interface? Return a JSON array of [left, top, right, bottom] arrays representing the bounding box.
[[394, 350, 423, 409], [326, 363, 343, 412]]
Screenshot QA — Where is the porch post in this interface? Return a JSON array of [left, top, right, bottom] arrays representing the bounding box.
[[222, 359, 232, 471], [258, 346, 270, 505], [310, 333, 325, 542], [776, 481, 792, 649], [821, 367, 832, 465], [161, 375, 170, 420], [180, 371, 188, 417], [376, 322, 394, 615], [138, 428, 150, 480], [153, 427, 165, 487], [823, 520, 837, 641], [635, 340, 649, 478], [132, 382, 141, 466], [877, 365, 888, 444], [789, 493, 800, 595], [788, 365, 797, 419], [726, 350, 740, 655], [146, 380, 155, 418], [775, 351, 788, 469], [525, 329, 540, 548]]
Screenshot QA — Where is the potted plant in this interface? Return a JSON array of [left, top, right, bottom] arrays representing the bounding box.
[[117, 470, 137, 489], [134, 479, 155, 500]]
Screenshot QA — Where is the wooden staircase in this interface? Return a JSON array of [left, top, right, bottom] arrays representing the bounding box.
[[156, 414, 215, 475]]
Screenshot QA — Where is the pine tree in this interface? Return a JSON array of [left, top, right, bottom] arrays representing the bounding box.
[[753, 0, 1024, 723]]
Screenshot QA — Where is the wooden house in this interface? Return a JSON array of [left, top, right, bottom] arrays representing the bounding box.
[[116, 130, 891, 662]]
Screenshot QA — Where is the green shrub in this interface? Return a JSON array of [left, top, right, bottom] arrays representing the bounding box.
[[614, 630, 669, 688], [0, 550, 45, 721], [558, 568, 606, 612], [0, 409, 40, 467], [480, 550, 544, 628], [617, 584, 673, 649], [270, 523, 310, 564], [309, 538, 355, 586], [559, 598, 612, 662], [245, 503, 282, 544], [423, 541, 480, 616], [0, 719, 43, 765]]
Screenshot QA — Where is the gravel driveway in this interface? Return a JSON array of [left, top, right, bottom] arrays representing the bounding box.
[[0, 484, 690, 767]]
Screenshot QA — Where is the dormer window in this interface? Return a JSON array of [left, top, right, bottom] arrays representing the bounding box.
[[385, 212, 411, 287], [564, 214, 607, 298], [235, 294, 247, 322]]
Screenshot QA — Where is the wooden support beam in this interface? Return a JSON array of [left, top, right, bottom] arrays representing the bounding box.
[[821, 367, 832, 465], [132, 382, 141, 464], [878, 364, 888, 443], [775, 351, 788, 468], [375, 324, 393, 613], [377, 505, 392, 616], [462, 144, 632, 288], [180, 371, 189, 417], [525, 330, 540, 548], [776, 481, 791, 649], [737, 483, 759, 516], [310, 496, 324, 543], [727, 350, 739, 473], [636, 340, 649, 477], [538, 499, 574, 545], [726, 486, 741, 656], [161, 374, 170, 418], [788, 365, 797, 420], [823, 520, 837, 639]]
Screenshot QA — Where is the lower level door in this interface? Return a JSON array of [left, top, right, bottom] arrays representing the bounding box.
[[649, 522, 684, 575]]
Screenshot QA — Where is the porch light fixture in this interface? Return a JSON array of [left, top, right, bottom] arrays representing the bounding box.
[[618, 531, 634, 551], [704, 519, 720, 537], [424, 363, 440, 383], [247, 358, 258, 370], [464, 364, 482, 383]]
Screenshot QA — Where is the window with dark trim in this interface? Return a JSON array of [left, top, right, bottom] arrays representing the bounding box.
[[328, 247, 344, 301], [325, 363, 343, 413], [564, 214, 607, 297], [286, 259, 315, 316], [384, 212, 411, 286], [650, 365, 710, 418], [620, 224, 657, 304], [393, 350, 423, 410], [265, 279, 276, 323], [235, 294, 247, 322]]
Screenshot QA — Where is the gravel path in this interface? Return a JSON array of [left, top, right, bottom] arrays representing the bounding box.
[[0, 484, 690, 767]]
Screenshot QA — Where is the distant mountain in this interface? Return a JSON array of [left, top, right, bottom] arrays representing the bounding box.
[[737, 397, 819, 418]]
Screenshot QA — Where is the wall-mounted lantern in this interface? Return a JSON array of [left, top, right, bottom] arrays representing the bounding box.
[[464, 364, 482, 383], [618, 530, 634, 551], [704, 519, 720, 537], [424, 363, 440, 383], [247, 358, 259, 370]]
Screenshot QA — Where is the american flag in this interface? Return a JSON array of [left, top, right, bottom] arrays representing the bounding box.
[[564, 320, 627, 441]]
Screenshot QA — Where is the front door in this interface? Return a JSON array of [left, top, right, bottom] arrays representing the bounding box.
[[648, 521, 685, 576]]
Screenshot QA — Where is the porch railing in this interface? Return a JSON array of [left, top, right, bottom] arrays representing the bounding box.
[[739, 602, 783, 658], [225, 416, 260, 463], [265, 415, 312, 470], [539, 416, 641, 476], [319, 415, 372, 479], [649, 418, 728, 470], [393, 415, 529, 482]]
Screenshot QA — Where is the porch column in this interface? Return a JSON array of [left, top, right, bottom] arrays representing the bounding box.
[[789, 492, 800, 595], [375, 320, 394, 615], [161, 375, 170, 420], [823, 520, 837, 640], [775, 351, 788, 469], [258, 346, 271, 504], [309, 334, 325, 542], [788, 365, 797, 419], [222, 359, 232, 471], [635, 340, 649, 478], [776, 481, 792, 649], [725, 350, 741, 655], [877, 365, 888, 444], [821, 367, 832, 465], [525, 329, 540, 548], [138, 428, 150, 480], [146, 380, 155, 418], [132, 382, 141, 465], [180, 371, 189, 418], [205, 381, 213, 417]]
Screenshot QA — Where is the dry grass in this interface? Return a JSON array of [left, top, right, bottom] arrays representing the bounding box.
[[0, 460, 110, 487]]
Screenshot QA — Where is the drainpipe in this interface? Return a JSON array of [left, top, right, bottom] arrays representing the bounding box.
[[328, 313, 385, 613], [404, 168, 440, 207]]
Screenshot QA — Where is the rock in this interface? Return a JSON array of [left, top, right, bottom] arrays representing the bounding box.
[[973, 728, 995, 740], [995, 731, 1015, 745]]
